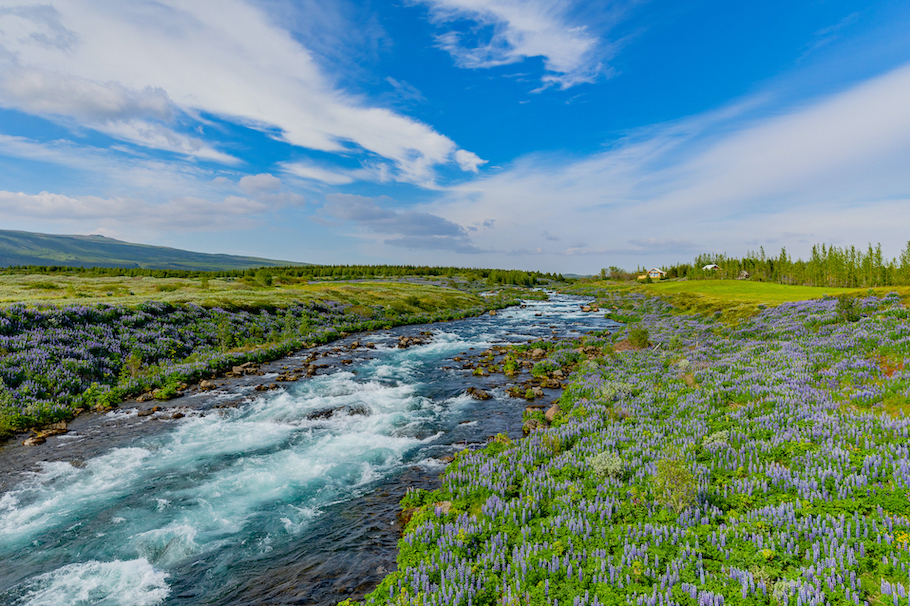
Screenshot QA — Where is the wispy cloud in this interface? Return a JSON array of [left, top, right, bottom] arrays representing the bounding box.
[[423, 61, 910, 268], [0, 1, 482, 184], [416, 0, 616, 89], [0, 190, 277, 232]]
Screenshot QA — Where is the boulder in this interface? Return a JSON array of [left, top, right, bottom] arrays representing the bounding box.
[[42, 421, 68, 436], [522, 418, 547, 433], [398, 507, 419, 529], [305, 404, 372, 420], [434, 501, 452, 515], [532, 387, 545, 398], [545, 404, 562, 422], [22, 435, 46, 446], [199, 379, 217, 391], [531, 348, 546, 359], [466, 387, 492, 400]]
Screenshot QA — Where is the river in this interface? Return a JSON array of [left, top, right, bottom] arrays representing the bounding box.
[[0, 293, 616, 606]]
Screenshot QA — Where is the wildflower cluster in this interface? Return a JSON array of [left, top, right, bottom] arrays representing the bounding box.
[[353, 290, 910, 606], [0, 297, 495, 432]]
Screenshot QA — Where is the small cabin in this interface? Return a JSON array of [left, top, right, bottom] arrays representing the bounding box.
[[647, 268, 667, 279], [702, 264, 720, 271]]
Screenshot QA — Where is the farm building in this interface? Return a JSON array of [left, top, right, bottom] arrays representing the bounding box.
[[702, 264, 721, 271]]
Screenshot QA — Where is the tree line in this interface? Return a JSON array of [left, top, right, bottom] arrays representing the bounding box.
[[601, 242, 910, 288], [1, 264, 564, 287]]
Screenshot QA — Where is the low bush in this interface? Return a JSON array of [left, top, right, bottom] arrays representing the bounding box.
[[588, 452, 623, 480], [628, 325, 650, 348]]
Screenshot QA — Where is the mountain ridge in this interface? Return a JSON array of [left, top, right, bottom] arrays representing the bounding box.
[[0, 229, 304, 271]]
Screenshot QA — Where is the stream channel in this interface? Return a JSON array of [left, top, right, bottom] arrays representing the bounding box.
[[0, 293, 617, 606]]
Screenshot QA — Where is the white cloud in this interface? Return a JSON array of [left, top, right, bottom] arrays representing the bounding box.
[[0, 1, 483, 184], [239, 173, 282, 195], [281, 162, 357, 186], [417, 0, 610, 89], [421, 61, 910, 270], [454, 149, 487, 172], [0, 189, 275, 232]]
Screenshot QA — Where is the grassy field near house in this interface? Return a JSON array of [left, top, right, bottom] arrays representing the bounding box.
[[573, 279, 910, 322], [639, 279, 910, 302]]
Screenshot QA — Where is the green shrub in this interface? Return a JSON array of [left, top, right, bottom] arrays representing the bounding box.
[[836, 295, 861, 322], [540, 433, 562, 454], [653, 451, 697, 513], [702, 430, 729, 447], [596, 381, 633, 402], [628, 325, 650, 348], [153, 381, 181, 401], [531, 360, 557, 377], [589, 452, 623, 480]]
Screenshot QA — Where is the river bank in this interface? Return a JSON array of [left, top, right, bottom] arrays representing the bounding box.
[[0, 282, 520, 440], [351, 288, 910, 606]]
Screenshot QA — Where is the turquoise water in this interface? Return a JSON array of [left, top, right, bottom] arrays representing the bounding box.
[[0, 295, 615, 605]]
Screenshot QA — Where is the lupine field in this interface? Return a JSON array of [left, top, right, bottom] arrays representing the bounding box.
[[0, 290, 496, 434], [351, 289, 910, 606]]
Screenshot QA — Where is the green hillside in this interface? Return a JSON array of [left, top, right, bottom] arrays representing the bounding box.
[[0, 229, 303, 271]]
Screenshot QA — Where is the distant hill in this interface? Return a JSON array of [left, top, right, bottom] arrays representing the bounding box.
[[0, 229, 304, 271]]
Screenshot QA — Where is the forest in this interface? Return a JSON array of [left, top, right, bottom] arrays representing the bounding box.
[[603, 242, 910, 288]]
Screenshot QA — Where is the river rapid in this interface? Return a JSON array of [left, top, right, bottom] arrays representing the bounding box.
[[0, 294, 617, 606]]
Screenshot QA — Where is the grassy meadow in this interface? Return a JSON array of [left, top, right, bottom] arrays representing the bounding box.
[[0, 273, 481, 313], [572, 279, 910, 323]]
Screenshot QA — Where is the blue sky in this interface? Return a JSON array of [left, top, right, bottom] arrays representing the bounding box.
[[1, 0, 909, 273]]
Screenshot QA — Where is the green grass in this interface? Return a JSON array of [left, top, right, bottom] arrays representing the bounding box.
[[0, 274, 481, 312], [577, 280, 910, 322], [640, 279, 902, 302]]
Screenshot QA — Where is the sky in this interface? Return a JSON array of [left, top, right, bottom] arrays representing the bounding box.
[[1, 0, 909, 274]]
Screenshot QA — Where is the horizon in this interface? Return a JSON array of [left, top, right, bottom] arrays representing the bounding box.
[[1, 1, 909, 274]]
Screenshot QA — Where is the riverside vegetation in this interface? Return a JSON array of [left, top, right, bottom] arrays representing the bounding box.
[[348, 284, 910, 606], [0, 269, 534, 438]]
